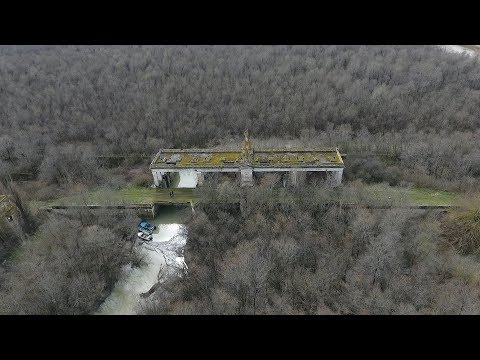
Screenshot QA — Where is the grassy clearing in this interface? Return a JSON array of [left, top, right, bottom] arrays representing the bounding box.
[[118, 186, 194, 204], [35, 187, 196, 208], [409, 187, 458, 206], [34, 183, 460, 209], [338, 183, 458, 207]]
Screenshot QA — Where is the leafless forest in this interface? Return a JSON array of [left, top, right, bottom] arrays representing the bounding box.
[[2, 45, 480, 314]]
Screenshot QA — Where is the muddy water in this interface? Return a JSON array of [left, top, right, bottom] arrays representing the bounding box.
[[96, 172, 196, 315]]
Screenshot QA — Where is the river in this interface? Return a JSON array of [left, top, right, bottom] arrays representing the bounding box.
[[96, 171, 197, 315]]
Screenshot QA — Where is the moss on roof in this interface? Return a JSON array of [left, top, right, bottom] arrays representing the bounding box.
[[151, 148, 344, 169]]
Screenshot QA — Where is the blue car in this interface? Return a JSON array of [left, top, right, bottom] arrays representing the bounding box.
[[139, 220, 156, 232]]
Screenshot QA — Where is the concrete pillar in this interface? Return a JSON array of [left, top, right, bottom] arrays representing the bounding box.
[[297, 171, 306, 186], [152, 170, 163, 187], [334, 169, 343, 186], [166, 172, 178, 187], [326, 169, 343, 187], [326, 171, 334, 186], [240, 168, 253, 186], [289, 170, 298, 186], [196, 171, 205, 186]]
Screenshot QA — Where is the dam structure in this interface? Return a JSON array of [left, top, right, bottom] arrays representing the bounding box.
[[149, 131, 344, 187]]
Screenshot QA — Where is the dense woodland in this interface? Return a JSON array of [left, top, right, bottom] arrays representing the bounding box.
[[0, 206, 141, 314], [1, 45, 480, 190], [2, 45, 480, 314], [143, 184, 480, 315]]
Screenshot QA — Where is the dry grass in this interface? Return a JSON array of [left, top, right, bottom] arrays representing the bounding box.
[[443, 193, 480, 255]]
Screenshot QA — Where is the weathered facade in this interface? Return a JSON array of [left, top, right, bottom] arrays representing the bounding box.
[[150, 131, 344, 187]]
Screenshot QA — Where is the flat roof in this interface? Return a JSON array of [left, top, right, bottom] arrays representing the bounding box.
[[150, 148, 344, 169]]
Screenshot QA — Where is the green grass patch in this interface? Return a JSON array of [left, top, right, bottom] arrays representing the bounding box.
[[33, 183, 460, 209], [340, 183, 459, 207], [117, 186, 195, 204], [409, 187, 458, 206], [35, 186, 196, 208]]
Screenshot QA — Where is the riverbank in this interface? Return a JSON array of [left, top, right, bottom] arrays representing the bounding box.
[[94, 171, 197, 315], [96, 206, 188, 315]]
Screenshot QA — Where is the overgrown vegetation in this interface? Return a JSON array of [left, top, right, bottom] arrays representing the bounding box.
[[443, 195, 480, 255], [142, 184, 480, 315], [2, 46, 480, 193], [0, 209, 142, 314], [2, 45, 480, 315], [0, 180, 37, 262]]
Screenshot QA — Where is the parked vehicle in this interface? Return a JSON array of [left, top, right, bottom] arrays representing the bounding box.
[[139, 220, 156, 232], [137, 232, 153, 242], [138, 227, 153, 236]]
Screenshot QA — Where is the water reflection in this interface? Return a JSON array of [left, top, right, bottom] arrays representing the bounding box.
[[96, 175, 193, 315]]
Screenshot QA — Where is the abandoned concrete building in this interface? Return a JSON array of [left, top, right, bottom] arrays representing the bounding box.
[[149, 131, 344, 188]]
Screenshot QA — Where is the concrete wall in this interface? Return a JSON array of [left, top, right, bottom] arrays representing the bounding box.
[[196, 171, 205, 186], [151, 170, 164, 187], [240, 168, 253, 186], [334, 168, 343, 186], [325, 169, 343, 187], [152, 166, 343, 187]]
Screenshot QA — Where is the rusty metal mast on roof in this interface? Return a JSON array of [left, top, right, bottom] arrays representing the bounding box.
[[242, 129, 254, 164]]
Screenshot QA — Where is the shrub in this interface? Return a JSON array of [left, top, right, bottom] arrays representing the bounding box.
[[132, 172, 152, 187], [443, 194, 480, 255]]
